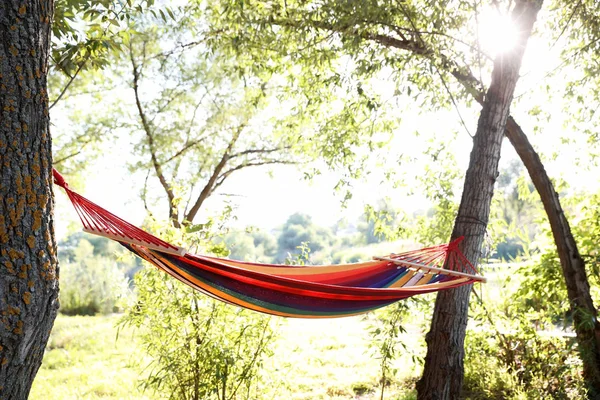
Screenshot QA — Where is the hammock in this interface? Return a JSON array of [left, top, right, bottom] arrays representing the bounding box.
[[53, 169, 485, 318]]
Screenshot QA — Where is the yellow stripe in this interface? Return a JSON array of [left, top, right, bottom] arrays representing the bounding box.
[[416, 274, 434, 286], [389, 270, 417, 288], [397, 277, 470, 291]]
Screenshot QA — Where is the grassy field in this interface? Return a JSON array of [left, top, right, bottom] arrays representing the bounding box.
[[30, 265, 517, 399], [29, 315, 153, 400], [30, 313, 423, 400]]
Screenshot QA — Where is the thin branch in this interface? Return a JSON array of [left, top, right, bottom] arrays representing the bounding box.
[[182, 181, 197, 219], [228, 145, 291, 159], [150, 39, 207, 61], [397, 2, 426, 48], [53, 150, 82, 165], [432, 64, 473, 138], [148, 86, 188, 124], [367, 18, 492, 60], [53, 134, 96, 164], [141, 169, 154, 218], [213, 160, 296, 192], [50, 54, 73, 78], [184, 125, 245, 223], [186, 90, 210, 136], [49, 53, 92, 110], [164, 138, 206, 164], [550, 0, 583, 49], [129, 41, 181, 227]]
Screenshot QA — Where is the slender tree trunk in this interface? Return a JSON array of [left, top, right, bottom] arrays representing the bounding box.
[[416, 1, 543, 398], [0, 1, 59, 399], [505, 117, 600, 397]]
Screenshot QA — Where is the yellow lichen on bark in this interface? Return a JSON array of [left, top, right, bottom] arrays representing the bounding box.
[[8, 307, 20, 316], [32, 209, 42, 231], [13, 321, 23, 335]]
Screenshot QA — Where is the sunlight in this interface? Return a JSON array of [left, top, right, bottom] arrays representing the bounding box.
[[478, 9, 519, 56]]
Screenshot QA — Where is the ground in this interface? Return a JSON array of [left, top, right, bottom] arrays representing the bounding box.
[[30, 314, 423, 399]]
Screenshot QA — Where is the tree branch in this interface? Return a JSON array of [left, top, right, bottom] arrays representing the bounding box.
[[228, 145, 291, 159], [272, 17, 487, 102], [184, 125, 245, 223], [49, 53, 92, 110], [213, 160, 297, 193], [163, 139, 205, 164], [129, 41, 181, 228]]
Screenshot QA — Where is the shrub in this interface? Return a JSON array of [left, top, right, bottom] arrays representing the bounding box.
[[464, 313, 585, 399], [59, 239, 130, 315], [121, 267, 278, 400]]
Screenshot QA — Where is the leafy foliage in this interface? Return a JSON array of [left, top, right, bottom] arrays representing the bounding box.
[[465, 305, 586, 400], [59, 238, 131, 315], [275, 213, 337, 262], [513, 191, 600, 327], [367, 302, 410, 400], [121, 268, 276, 400], [52, 0, 167, 76]]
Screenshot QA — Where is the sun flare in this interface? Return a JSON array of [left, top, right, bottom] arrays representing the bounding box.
[[478, 10, 519, 56]]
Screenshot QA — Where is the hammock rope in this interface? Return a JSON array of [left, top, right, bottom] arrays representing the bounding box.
[[53, 168, 485, 318]]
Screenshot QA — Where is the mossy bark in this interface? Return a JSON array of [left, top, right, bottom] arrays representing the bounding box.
[[0, 1, 58, 398]]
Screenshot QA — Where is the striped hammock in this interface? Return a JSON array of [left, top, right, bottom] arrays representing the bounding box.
[[53, 169, 485, 318]]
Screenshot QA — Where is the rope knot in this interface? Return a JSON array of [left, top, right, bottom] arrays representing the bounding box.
[[52, 168, 69, 189]]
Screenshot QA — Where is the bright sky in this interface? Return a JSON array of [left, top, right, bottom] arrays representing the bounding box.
[[53, 4, 600, 241]]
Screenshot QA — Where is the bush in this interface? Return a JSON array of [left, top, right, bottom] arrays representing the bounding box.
[[121, 267, 278, 400], [59, 239, 130, 315], [464, 316, 585, 399]]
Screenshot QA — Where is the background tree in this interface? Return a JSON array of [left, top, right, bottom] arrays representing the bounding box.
[[112, 8, 286, 399], [50, 0, 160, 174], [276, 213, 336, 262], [95, 11, 305, 229], [201, 0, 599, 394]]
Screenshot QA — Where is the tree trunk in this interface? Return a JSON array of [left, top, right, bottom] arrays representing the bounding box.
[[416, 1, 543, 399], [0, 1, 59, 399], [505, 117, 600, 397]]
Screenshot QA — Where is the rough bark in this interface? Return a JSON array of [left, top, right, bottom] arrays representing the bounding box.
[[505, 117, 600, 397], [416, 1, 543, 399], [0, 1, 59, 399]]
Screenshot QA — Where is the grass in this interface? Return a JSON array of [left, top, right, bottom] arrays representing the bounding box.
[[266, 317, 424, 400], [30, 314, 154, 400], [31, 313, 423, 399]]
